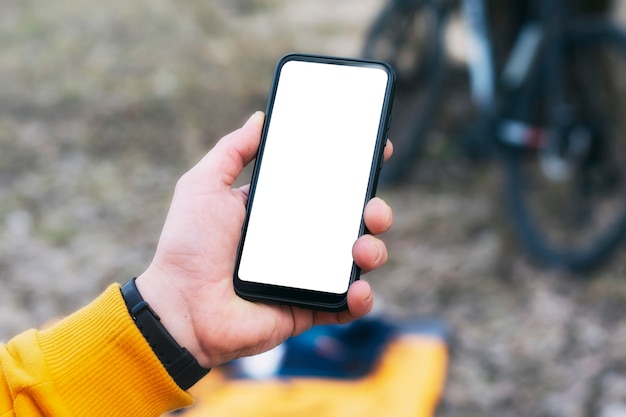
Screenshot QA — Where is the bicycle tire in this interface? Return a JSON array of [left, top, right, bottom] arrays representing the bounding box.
[[503, 21, 626, 271], [362, 0, 446, 184]]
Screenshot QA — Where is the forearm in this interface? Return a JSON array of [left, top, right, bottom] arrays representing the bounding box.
[[0, 284, 192, 416]]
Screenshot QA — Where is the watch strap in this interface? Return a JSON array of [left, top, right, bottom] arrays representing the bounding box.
[[120, 278, 210, 390]]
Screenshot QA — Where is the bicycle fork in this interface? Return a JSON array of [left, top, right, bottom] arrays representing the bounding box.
[[461, 0, 551, 159], [461, 0, 495, 112], [496, 0, 591, 183]]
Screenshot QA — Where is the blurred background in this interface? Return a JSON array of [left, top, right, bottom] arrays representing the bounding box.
[[4, 0, 626, 416]]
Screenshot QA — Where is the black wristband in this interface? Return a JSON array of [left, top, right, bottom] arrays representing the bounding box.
[[120, 278, 210, 390]]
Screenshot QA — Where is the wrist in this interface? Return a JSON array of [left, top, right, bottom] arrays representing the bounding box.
[[121, 277, 210, 389], [135, 270, 209, 367]]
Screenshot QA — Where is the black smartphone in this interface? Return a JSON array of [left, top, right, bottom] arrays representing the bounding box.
[[233, 53, 395, 311]]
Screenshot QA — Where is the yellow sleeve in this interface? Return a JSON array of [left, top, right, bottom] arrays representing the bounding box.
[[0, 284, 193, 417]]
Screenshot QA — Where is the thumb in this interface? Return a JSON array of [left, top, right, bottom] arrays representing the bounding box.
[[191, 111, 265, 188]]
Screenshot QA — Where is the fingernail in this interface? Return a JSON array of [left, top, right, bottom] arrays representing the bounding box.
[[363, 291, 373, 305], [374, 241, 386, 265], [244, 111, 264, 126]]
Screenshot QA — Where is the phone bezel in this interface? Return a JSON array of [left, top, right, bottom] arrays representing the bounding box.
[[233, 53, 396, 312]]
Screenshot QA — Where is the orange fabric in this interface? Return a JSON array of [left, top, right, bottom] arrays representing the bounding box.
[[167, 335, 448, 417], [0, 284, 192, 416]]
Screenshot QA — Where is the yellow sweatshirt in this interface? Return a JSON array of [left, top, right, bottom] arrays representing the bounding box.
[[0, 284, 194, 416]]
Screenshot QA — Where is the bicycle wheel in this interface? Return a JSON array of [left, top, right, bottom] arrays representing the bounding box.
[[362, 0, 446, 184], [503, 22, 626, 271]]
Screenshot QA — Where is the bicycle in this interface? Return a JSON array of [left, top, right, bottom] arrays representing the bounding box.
[[363, 0, 626, 272]]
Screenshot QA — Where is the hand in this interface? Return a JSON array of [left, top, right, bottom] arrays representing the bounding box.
[[136, 111, 394, 369]]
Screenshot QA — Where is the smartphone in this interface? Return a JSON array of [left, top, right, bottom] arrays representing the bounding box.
[[233, 53, 395, 311]]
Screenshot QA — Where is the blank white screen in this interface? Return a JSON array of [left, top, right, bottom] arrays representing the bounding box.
[[238, 60, 389, 294]]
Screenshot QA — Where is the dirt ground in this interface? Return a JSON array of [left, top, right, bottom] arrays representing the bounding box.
[[4, 1, 626, 416]]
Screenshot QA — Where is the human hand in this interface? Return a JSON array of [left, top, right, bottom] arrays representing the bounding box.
[[136, 111, 393, 369]]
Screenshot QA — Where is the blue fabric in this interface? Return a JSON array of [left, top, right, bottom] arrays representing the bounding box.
[[278, 318, 396, 379], [229, 318, 396, 380]]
